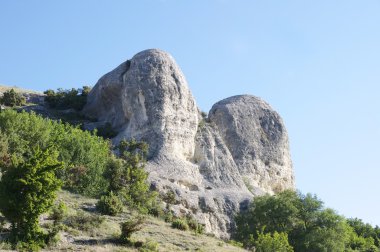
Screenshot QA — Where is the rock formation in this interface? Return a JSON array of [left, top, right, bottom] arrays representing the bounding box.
[[83, 49, 295, 238]]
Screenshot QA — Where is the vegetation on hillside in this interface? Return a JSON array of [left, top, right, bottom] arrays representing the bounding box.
[[234, 190, 380, 251], [43, 86, 91, 111], [0, 89, 25, 107], [0, 97, 379, 251], [0, 148, 62, 250], [0, 109, 159, 250], [0, 109, 110, 196]]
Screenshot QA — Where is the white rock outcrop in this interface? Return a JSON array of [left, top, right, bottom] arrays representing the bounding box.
[[83, 49, 295, 238]]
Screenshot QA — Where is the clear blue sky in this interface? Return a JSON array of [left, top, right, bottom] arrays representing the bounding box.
[[1, 1, 379, 226]]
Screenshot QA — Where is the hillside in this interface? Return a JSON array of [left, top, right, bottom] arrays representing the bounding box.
[[0, 84, 42, 95], [1, 190, 246, 252]]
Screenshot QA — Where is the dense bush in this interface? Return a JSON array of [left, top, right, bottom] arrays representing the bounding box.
[[50, 201, 68, 225], [44, 86, 91, 111], [234, 190, 380, 252], [171, 218, 189, 231], [96, 191, 123, 216], [249, 231, 293, 252], [0, 110, 111, 196], [170, 216, 204, 234], [0, 89, 25, 107], [0, 130, 10, 167], [0, 110, 157, 208], [104, 140, 157, 214], [96, 122, 117, 139], [120, 215, 145, 243], [186, 217, 205, 234], [0, 148, 63, 250]]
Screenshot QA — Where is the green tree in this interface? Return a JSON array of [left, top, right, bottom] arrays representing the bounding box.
[[96, 191, 123, 216], [235, 190, 357, 252], [0, 89, 25, 107], [347, 218, 379, 251], [104, 140, 157, 213], [0, 148, 63, 249], [248, 231, 293, 252], [235, 190, 299, 242], [296, 208, 351, 252]]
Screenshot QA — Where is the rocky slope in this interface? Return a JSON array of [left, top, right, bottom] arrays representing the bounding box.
[[83, 49, 295, 238]]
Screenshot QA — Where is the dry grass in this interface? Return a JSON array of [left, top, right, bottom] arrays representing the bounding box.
[[0, 190, 247, 251], [0, 84, 42, 95], [48, 191, 247, 252]]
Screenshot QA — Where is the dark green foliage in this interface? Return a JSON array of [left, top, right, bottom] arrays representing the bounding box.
[[0, 110, 111, 196], [234, 190, 376, 252], [186, 217, 205, 234], [104, 140, 157, 214], [171, 218, 189, 231], [120, 215, 145, 243], [117, 139, 148, 161], [0, 215, 6, 232], [0, 89, 25, 107], [96, 191, 123, 216], [65, 211, 105, 231], [236, 190, 300, 237], [44, 86, 90, 111], [347, 218, 380, 251], [96, 122, 117, 139], [147, 199, 164, 217], [50, 201, 68, 225], [248, 231, 293, 252], [0, 130, 10, 167], [170, 216, 204, 234], [0, 148, 63, 249]]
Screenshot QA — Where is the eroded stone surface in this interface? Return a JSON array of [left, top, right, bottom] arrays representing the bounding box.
[[83, 49, 295, 238]]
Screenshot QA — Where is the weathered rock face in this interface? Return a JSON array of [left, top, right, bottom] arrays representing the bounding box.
[[84, 49, 198, 160], [83, 49, 295, 238], [208, 95, 294, 194]]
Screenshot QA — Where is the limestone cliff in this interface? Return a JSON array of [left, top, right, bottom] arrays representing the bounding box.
[[83, 49, 295, 238]]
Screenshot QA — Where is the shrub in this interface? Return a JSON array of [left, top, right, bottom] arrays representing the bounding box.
[[65, 211, 105, 231], [0, 89, 25, 107], [171, 218, 189, 231], [147, 200, 164, 217], [96, 122, 117, 139], [120, 215, 145, 243], [163, 211, 173, 223], [104, 140, 157, 214], [96, 191, 123, 216], [139, 239, 159, 252], [249, 231, 294, 252], [0, 148, 63, 249], [187, 217, 204, 234], [44, 86, 90, 111], [50, 201, 68, 225]]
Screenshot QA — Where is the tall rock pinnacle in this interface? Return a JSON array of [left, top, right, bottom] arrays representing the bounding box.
[[83, 49, 295, 238]]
